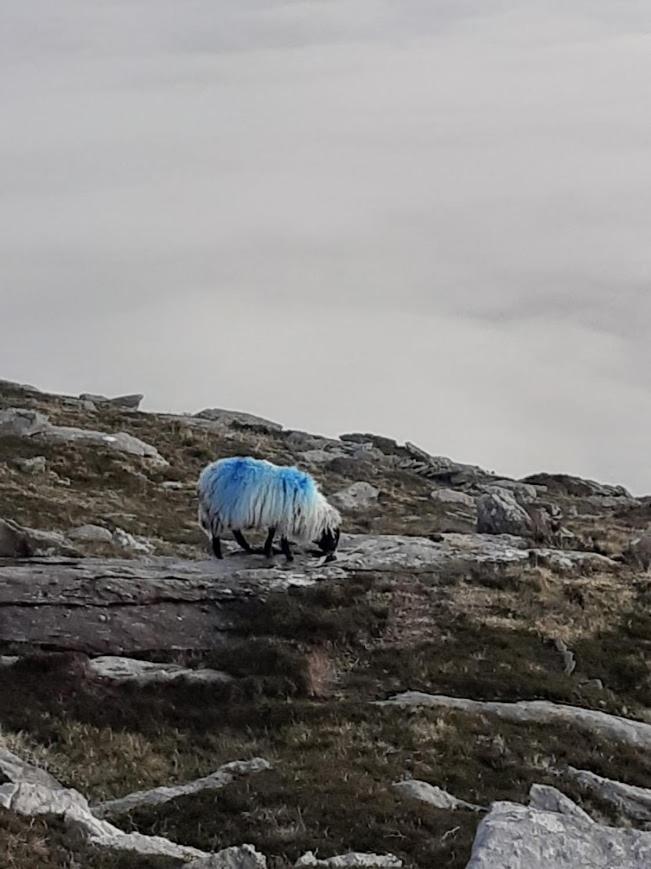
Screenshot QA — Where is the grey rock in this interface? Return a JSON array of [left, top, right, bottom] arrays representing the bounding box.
[[0, 406, 166, 464], [378, 692, 651, 751], [0, 408, 49, 438], [0, 518, 76, 558], [566, 767, 651, 824], [4, 780, 207, 861], [68, 524, 114, 544], [339, 433, 401, 452], [0, 656, 19, 667], [553, 638, 576, 675], [41, 425, 167, 465], [522, 473, 631, 499], [477, 489, 533, 536], [482, 480, 538, 502], [331, 482, 380, 511], [348, 444, 387, 463], [586, 495, 642, 510], [0, 379, 40, 394], [296, 853, 402, 869], [80, 393, 144, 410], [161, 480, 185, 491], [11, 456, 47, 474], [62, 397, 97, 412], [0, 780, 88, 815], [300, 449, 345, 466], [286, 431, 342, 451], [402, 443, 492, 484], [581, 678, 604, 691], [112, 528, 155, 554], [466, 800, 651, 869], [627, 534, 651, 571], [89, 656, 233, 686], [337, 533, 613, 576], [0, 746, 62, 788], [393, 779, 481, 811], [184, 845, 267, 869], [93, 758, 271, 818], [528, 784, 593, 823], [430, 489, 476, 509], [195, 408, 282, 431]]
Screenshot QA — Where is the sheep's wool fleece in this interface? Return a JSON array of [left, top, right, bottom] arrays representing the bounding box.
[[198, 456, 340, 543]]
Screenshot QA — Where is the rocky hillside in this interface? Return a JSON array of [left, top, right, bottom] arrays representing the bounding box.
[[0, 378, 650, 869]]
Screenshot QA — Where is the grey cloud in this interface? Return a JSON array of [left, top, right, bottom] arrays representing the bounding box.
[[1, 1, 650, 492]]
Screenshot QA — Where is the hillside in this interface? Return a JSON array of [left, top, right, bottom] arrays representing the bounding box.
[[0, 378, 650, 869]]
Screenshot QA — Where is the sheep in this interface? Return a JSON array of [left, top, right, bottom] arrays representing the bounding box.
[[197, 456, 341, 562]]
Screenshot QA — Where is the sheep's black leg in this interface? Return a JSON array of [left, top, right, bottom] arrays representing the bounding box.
[[280, 536, 294, 563], [232, 530, 253, 553], [211, 535, 223, 559], [264, 527, 276, 558]]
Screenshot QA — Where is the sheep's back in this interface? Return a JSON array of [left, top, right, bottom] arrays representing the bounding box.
[[199, 457, 319, 533]]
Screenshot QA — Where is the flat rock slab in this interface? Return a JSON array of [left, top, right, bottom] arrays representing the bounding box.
[[337, 533, 614, 574], [379, 692, 651, 752], [0, 555, 338, 654], [93, 758, 271, 818], [0, 532, 616, 654], [89, 656, 233, 686], [296, 853, 402, 869], [566, 767, 651, 824], [466, 800, 651, 868]]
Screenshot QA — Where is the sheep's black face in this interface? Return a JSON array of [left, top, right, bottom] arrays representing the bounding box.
[[315, 527, 340, 562]]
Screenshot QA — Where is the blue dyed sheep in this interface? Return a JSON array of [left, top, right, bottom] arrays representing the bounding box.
[[197, 456, 341, 562]]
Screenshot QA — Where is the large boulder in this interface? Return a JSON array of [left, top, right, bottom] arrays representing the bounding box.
[[466, 799, 651, 868], [476, 489, 533, 537], [0, 408, 49, 438]]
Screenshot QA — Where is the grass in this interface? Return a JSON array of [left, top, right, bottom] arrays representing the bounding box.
[[2, 381, 651, 866]]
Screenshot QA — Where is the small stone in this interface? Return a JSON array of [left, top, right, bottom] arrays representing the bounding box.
[[68, 525, 113, 544], [11, 456, 47, 474], [430, 489, 476, 508], [184, 845, 267, 869], [331, 482, 380, 511], [161, 481, 185, 491], [89, 656, 233, 686], [112, 528, 155, 554], [581, 678, 604, 691], [296, 853, 402, 869], [393, 779, 481, 811]]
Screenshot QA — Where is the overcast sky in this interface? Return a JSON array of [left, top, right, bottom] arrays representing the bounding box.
[[1, 2, 650, 492]]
